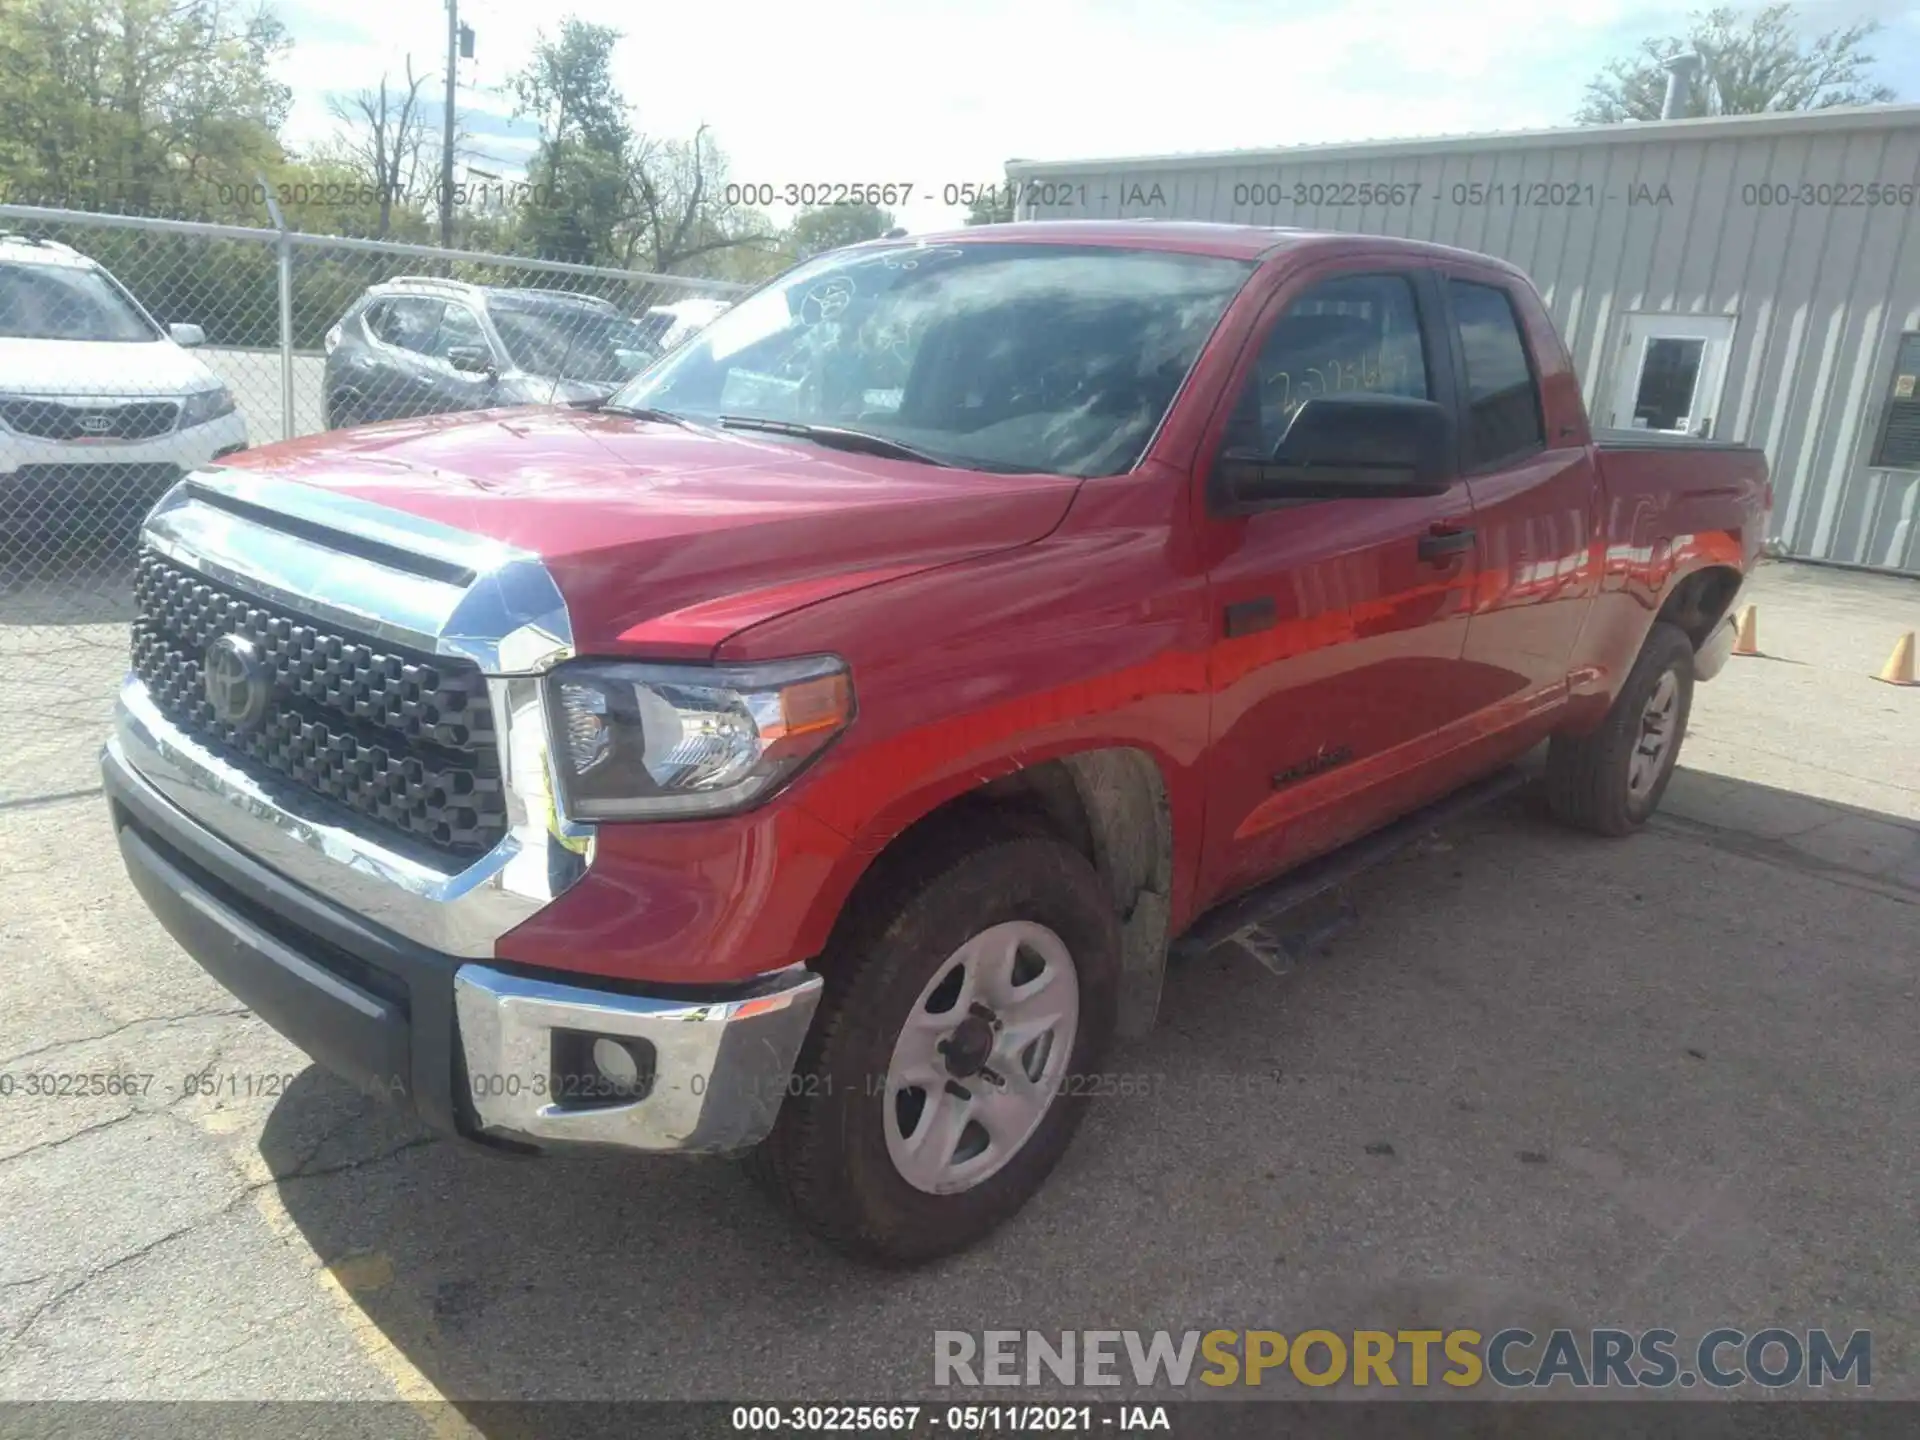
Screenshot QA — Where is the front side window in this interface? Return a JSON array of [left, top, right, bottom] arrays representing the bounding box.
[[0, 262, 160, 342], [613, 242, 1256, 477], [1222, 272, 1430, 457], [431, 304, 488, 359], [1449, 279, 1545, 466]]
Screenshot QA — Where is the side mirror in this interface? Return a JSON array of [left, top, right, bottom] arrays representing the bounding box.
[[446, 345, 496, 377], [1221, 394, 1455, 505], [168, 322, 205, 348]]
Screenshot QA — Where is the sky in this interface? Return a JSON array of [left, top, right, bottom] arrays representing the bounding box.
[[274, 0, 1920, 239]]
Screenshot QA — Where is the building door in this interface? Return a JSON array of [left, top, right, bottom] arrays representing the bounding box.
[[1603, 313, 1736, 438]]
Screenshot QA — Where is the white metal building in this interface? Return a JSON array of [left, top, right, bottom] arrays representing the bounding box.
[[1007, 105, 1920, 575]]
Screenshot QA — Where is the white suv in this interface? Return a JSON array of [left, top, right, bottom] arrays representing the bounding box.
[[0, 234, 249, 525]]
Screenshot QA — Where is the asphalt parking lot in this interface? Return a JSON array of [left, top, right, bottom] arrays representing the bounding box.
[[0, 558, 1915, 1418]]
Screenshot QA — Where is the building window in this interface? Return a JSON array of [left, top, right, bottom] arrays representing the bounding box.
[[1871, 332, 1920, 471]]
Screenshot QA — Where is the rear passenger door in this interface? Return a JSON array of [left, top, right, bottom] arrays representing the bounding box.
[[1439, 272, 1600, 713]]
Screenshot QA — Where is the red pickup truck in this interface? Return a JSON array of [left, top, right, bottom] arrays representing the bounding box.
[[104, 222, 1768, 1266]]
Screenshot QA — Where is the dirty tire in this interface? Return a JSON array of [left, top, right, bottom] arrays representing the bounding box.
[[747, 821, 1121, 1267], [1545, 620, 1695, 837]]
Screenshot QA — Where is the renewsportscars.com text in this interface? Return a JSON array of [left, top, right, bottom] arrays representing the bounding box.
[[934, 1327, 1871, 1390]]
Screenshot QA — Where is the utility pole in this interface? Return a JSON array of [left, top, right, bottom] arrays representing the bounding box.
[[440, 0, 457, 248]]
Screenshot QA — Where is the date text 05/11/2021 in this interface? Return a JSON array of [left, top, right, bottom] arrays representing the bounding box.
[[457, 1068, 1202, 1108], [720, 178, 1918, 212], [728, 1405, 1172, 1433], [714, 180, 1681, 210], [714, 180, 1685, 210]]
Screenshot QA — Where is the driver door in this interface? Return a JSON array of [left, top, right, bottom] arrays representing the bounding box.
[[1197, 265, 1483, 904]]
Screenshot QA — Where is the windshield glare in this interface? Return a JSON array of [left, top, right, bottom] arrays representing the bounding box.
[[491, 305, 654, 384], [610, 243, 1255, 476], [0, 262, 160, 342]]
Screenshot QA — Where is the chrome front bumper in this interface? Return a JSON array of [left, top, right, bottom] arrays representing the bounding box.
[[107, 737, 822, 1157], [455, 964, 822, 1154]]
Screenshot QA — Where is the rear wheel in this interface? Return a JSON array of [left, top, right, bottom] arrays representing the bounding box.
[[1545, 620, 1695, 836], [749, 824, 1120, 1266]]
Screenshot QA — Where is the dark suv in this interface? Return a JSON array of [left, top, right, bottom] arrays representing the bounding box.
[[322, 278, 663, 428]]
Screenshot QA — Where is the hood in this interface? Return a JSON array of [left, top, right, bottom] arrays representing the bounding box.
[[0, 335, 221, 397], [228, 407, 1082, 655]]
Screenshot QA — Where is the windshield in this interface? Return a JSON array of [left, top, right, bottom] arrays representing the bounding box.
[[490, 303, 655, 384], [0, 261, 160, 342], [610, 242, 1255, 477]]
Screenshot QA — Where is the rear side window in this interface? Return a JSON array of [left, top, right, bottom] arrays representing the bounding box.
[[1448, 280, 1544, 467]]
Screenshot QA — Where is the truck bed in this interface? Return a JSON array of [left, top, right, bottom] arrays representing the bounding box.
[[1592, 429, 1767, 455]]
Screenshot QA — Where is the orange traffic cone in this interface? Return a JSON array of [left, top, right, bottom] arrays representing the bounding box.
[[1877, 632, 1916, 686], [1732, 604, 1760, 657]]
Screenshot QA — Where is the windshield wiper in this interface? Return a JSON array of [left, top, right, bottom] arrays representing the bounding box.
[[715, 414, 955, 468]]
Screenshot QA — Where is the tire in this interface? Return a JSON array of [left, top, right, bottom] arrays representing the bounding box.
[[1545, 620, 1695, 837], [748, 821, 1121, 1266]]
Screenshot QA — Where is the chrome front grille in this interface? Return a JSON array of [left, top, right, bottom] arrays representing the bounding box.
[[129, 548, 509, 856]]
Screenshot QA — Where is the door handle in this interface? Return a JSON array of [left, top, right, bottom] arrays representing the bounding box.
[[1417, 525, 1476, 563]]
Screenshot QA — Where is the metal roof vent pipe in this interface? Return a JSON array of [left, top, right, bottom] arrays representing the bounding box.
[[1662, 53, 1704, 119]]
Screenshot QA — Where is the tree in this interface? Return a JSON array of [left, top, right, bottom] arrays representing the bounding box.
[[1576, 4, 1897, 122], [0, 0, 291, 216], [505, 23, 787, 276], [325, 60, 431, 238], [510, 19, 630, 264], [965, 188, 1015, 225], [619, 125, 780, 274], [787, 202, 895, 259]]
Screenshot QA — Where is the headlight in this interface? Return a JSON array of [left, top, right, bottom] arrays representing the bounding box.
[[179, 386, 236, 429], [544, 656, 853, 820]]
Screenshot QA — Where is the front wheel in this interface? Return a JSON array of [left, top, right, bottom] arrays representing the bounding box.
[[1545, 620, 1696, 836], [749, 825, 1121, 1266]]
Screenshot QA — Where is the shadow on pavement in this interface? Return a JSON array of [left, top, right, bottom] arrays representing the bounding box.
[[253, 773, 1920, 1417]]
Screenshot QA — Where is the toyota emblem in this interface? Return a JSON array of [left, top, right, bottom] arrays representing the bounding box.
[[203, 635, 270, 731]]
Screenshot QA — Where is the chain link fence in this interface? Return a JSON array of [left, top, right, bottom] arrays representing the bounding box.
[[0, 203, 747, 806]]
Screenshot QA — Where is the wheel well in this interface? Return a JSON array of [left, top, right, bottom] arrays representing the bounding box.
[[1657, 565, 1742, 649], [839, 751, 1175, 1039]]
